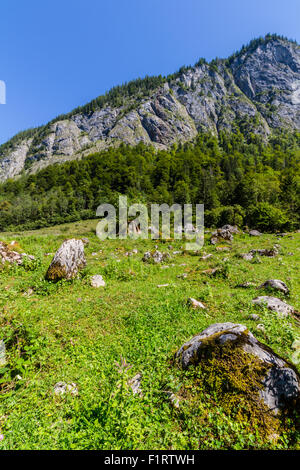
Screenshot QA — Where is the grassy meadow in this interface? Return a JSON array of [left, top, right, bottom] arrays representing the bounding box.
[[0, 219, 299, 450]]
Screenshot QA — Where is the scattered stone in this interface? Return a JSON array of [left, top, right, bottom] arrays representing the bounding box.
[[235, 282, 256, 288], [53, 382, 78, 396], [175, 322, 300, 414], [252, 296, 295, 317], [0, 241, 35, 266], [187, 298, 206, 309], [0, 340, 6, 366], [172, 251, 182, 255], [249, 230, 262, 236], [259, 280, 289, 295], [199, 253, 213, 261], [142, 250, 170, 264], [216, 246, 231, 252], [250, 247, 279, 257], [210, 228, 233, 245], [90, 275, 106, 288], [249, 314, 260, 321], [239, 253, 254, 261], [127, 374, 142, 396], [46, 239, 86, 281], [157, 284, 170, 288]]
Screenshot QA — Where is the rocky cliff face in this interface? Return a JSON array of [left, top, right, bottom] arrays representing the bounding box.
[[1, 36, 300, 181]]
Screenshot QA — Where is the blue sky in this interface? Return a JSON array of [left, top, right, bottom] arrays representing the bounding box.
[[1, 0, 300, 145]]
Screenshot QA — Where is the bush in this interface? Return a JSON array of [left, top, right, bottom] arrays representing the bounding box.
[[245, 202, 289, 232]]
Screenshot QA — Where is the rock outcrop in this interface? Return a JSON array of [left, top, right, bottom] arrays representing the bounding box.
[[1, 36, 300, 181]]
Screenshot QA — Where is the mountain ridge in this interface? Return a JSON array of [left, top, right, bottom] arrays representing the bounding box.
[[1, 34, 300, 181]]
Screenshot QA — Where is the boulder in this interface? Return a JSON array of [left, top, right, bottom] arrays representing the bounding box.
[[46, 239, 86, 281], [175, 322, 300, 414], [90, 275, 106, 288], [259, 280, 289, 295], [252, 296, 295, 317], [221, 225, 240, 234], [239, 252, 254, 261]]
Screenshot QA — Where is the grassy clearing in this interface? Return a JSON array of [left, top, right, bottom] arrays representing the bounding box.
[[0, 220, 299, 449]]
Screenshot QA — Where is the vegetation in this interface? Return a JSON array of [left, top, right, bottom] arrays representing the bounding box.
[[0, 220, 299, 449], [0, 130, 299, 233]]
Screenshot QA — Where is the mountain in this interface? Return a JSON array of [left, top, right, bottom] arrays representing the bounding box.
[[1, 34, 300, 182]]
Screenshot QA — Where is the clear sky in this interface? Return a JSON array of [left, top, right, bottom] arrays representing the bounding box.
[[1, 0, 300, 145]]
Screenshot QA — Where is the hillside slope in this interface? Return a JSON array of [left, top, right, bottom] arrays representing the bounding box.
[[1, 35, 300, 181]]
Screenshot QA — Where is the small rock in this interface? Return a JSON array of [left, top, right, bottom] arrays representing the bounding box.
[[256, 324, 266, 332], [127, 374, 142, 396], [259, 280, 289, 295], [187, 298, 206, 309], [90, 275, 106, 288], [252, 296, 295, 317], [239, 253, 254, 261], [235, 282, 256, 288], [157, 284, 169, 288], [0, 340, 6, 366], [199, 253, 213, 261], [143, 250, 170, 264], [53, 382, 78, 396]]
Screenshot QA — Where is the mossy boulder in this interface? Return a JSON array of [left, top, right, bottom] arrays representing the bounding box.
[[175, 323, 300, 415], [45, 238, 86, 281]]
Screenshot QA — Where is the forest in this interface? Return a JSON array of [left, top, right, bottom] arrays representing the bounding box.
[[0, 129, 299, 232]]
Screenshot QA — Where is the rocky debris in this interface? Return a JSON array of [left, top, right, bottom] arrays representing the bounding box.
[[125, 248, 139, 257], [53, 382, 78, 396], [252, 296, 295, 317], [239, 252, 254, 261], [249, 230, 262, 236], [45, 238, 86, 281], [210, 228, 233, 245], [0, 241, 35, 266], [235, 282, 256, 288], [127, 373, 142, 396], [259, 279, 289, 295], [0, 340, 6, 366], [250, 247, 279, 257], [187, 298, 206, 309], [90, 275, 106, 288], [199, 253, 213, 261], [142, 250, 170, 264], [215, 246, 231, 252], [221, 225, 240, 234], [175, 322, 300, 414]]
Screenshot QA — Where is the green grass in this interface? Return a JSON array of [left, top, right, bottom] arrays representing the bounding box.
[[0, 220, 299, 450]]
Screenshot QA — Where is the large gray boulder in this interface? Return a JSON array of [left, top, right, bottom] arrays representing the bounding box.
[[210, 228, 234, 245], [46, 239, 86, 281], [252, 296, 294, 316], [175, 322, 300, 414]]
